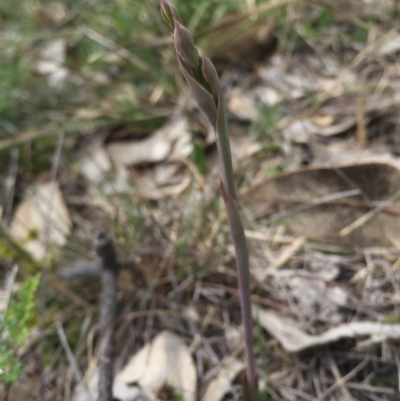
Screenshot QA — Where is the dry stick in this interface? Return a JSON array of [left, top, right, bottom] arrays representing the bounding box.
[[59, 231, 121, 401], [93, 231, 120, 401], [339, 189, 400, 237], [56, 321, 89, 397]]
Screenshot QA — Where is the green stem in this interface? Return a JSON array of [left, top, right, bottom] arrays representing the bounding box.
[[220, 180, 256, 394]]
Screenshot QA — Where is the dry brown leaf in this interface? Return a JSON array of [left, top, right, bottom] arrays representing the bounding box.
[[0, 375, 41, 401], [253, 305, 400, 353], [204, 13, 276, 65], [240, 163, 400, 247], [10, 181, 71, 261]]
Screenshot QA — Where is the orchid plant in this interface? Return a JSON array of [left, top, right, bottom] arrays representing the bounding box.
[[160, 1, 257, 398]]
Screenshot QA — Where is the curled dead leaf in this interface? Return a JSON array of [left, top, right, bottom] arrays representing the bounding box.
[[253, 305, 400, 353], [106, 118, 192, 167]]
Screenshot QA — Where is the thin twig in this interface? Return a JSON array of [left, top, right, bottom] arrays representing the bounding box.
[[268, 189, 361, 222], [59, 230, 121, 401], [93, 230, 120, 401], [56, 321, 88, 392]]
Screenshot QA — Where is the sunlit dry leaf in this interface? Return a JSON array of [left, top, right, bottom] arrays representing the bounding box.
[[34, 38, 69, 88], [72, 369, 98, 401], [227, 88, 258, 121], [229, 134, 263, 161], [78, 135, 112, 184], [255, 86, 282, 106], [74, 109, 104, 120], [113, 331, 197, 401], [201, 359, 244, 401], [310, 138, 400, 169], [35, 39, 66, 74], [281, 119, 315, 144], [283, 91, 400, 146], [0, 264, 17, 317], [257, 54, 322, 101], [376, 33, 400, 56], [254, 255, 347, 323], [10, 181, 71, 261], [240, 163, 400, 247], [253, 305, 400, 353], [311, 114, 334, 127], [106, 118, 192, 167], [280, 114, 360, 143], [284, 275, 347, 324], [153, 162, 181, 185], [224, 326, 242, 351]]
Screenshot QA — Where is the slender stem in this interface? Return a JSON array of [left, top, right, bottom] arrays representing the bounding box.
[[216, 95, 237, 200], [220, 181, 256, 390], [160, 2, 257, 396]]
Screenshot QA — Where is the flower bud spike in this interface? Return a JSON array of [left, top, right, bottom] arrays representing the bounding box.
[[173, 21, 199, 69], [176, 52, 217, 127], [159, 3, 257, 396], [199, 50, 220, 103], [160, 0, 181, 31]]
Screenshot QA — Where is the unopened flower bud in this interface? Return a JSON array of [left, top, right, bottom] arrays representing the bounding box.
[[199, 50, 220, 102], [160, 0, 181, 31], [173, 21, 199, 69]]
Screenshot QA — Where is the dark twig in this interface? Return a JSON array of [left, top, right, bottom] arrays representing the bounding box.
[[59, 230, 121, 401], [58, 260, 101, 280], [94, 231, 120, 401]]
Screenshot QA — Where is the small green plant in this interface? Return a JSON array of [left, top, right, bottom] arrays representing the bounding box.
[[0, 273, 40, 385], [160, 1, 257, 398]]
